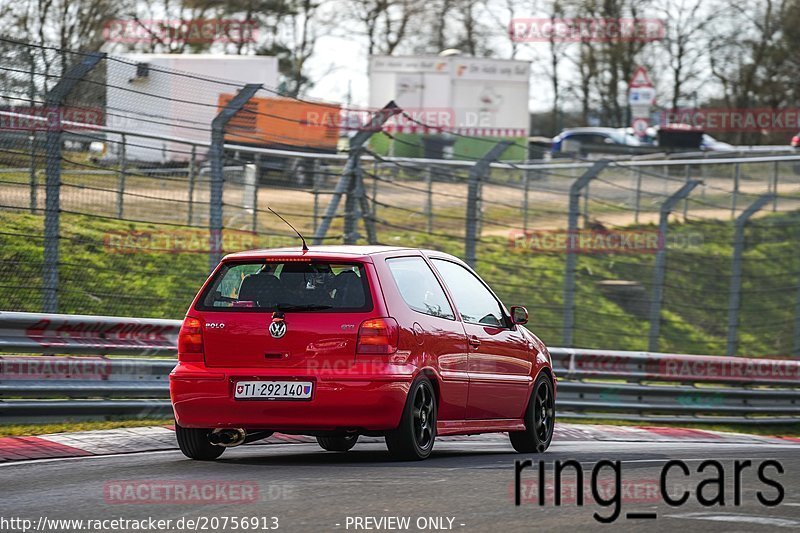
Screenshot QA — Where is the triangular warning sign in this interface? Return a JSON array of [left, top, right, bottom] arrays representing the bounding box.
[[630, 66, 653, 88]]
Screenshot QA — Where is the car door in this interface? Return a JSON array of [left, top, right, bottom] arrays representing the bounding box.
[[429, 258, 532, 420], [382, 255, 470, 422]]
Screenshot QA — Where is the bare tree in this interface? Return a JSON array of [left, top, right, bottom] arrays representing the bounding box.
[[483, 0, 528, 58], [348, 0, 425, 56], [547, 0, 568, 130], [656, 0, 724, 109], [282, 0, 329, 95], [709, 0, 789, 109]]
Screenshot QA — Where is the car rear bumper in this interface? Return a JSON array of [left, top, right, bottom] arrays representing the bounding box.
[[169, 362, 413, 432]]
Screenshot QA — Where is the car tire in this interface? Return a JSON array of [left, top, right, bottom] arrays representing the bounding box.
[[175, 422, 225, 461], [316, 435, 358, 452], [509, 374, 555, 454], [385, 377, 436, 461]]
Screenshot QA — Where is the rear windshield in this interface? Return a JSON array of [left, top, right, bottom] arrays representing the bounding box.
[[196, 261, 372, 312]]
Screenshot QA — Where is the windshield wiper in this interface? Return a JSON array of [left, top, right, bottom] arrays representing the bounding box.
[[275, 303, 333, 311]]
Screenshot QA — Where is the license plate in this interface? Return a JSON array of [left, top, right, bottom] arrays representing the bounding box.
[[234, 380, 313, 400]]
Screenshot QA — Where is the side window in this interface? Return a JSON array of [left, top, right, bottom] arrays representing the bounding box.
[[431, 259, 506, 327], [386, 257, 455, 320]]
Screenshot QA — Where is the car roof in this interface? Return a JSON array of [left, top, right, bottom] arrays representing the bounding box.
[[558, 127, 620, 135], [553, 127, 625, 142], [223, 245, 465, 263]]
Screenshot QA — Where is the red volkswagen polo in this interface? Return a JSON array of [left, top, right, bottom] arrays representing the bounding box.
[[170, 246, 555, 460]]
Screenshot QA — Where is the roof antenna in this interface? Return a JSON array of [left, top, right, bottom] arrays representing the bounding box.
[[268, 207, 309, 252]]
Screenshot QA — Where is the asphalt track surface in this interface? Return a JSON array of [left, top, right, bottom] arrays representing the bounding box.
[[1, 433, 799, 533]]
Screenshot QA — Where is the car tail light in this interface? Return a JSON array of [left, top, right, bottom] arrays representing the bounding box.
[[357, 317, 399, 354], [178, 316, 204, 362]]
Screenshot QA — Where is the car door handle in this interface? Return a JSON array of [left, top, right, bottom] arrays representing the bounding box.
[[468, 335, 481, 348]]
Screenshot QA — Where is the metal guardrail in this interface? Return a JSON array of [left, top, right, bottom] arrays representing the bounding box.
[[0, 312, 798, 425], [0, 311, 179, 356]]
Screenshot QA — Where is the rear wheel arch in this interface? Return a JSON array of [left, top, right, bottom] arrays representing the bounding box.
[[385, 374, 437, 460], [416, 367, 441, 404]]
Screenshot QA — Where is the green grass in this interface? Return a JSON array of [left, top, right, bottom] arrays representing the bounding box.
[[1, 209, 799, 354]]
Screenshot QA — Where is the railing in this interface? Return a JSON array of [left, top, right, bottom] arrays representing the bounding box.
[[1, 312, 798, 425]]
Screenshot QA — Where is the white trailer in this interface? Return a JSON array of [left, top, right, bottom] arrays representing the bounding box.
[[368, 54, 530, 159], [105, 54, 279, 163]]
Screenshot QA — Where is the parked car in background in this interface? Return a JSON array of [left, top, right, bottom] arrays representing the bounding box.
[[552, 127, 643, 154], [700, 133, 735, 151], [170, 246, 556, 461]]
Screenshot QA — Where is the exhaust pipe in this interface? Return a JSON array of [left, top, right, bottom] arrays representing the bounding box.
[[209, 428, 247, 447]]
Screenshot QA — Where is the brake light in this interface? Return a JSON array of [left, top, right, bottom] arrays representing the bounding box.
[[357, 317, 399, 354], [178, 316, 204, 362]]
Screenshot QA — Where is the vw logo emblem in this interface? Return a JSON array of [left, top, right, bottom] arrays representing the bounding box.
[[269, 319, 287, 339]]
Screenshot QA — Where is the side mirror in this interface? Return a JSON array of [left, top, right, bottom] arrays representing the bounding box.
[[510, 306, 528, 325]]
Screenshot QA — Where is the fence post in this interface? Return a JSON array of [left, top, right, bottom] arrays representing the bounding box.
[[582, 182, 590, 226], [522, 169, 530, 232], [426, 167, 434, 234], [313, 101, 400, 245], [116, 133, 127, 219], [647, 180, 702, 352], [42, 52, 104, 313], [312, 171, 320, 234], [251, 155, 260, 233], [343, 169, 359, 244], [28, 50, 37, 214], [187, 144, 196, 225], [726, 194, 774, 357], [29, 132, 37, 213], [561, 160, 610, 346], [772, 160, 779, 212], [683, 164, 691, 220], [371, 158, 379, 219], [634, 167, 642, 224], [465, 141, 512, 267], [731, 162, 740, 219], [208, 83, 261, 273], [353, 165, 378, 244]]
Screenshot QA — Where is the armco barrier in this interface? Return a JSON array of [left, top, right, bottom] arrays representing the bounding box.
[[0, 311, 179, 356], [0, 312, 798, 425]]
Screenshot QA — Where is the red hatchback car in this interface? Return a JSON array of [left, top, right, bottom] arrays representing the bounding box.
[[170, 246, 555, 460]]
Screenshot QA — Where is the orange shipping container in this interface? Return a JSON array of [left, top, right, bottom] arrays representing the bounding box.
[[218, 95, 341, 153]]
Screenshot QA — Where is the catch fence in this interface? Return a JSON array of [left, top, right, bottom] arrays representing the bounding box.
[[1, 38, 800, 356]]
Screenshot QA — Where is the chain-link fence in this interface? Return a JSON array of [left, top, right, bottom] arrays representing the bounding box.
[[2, 38, 800, 358]]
